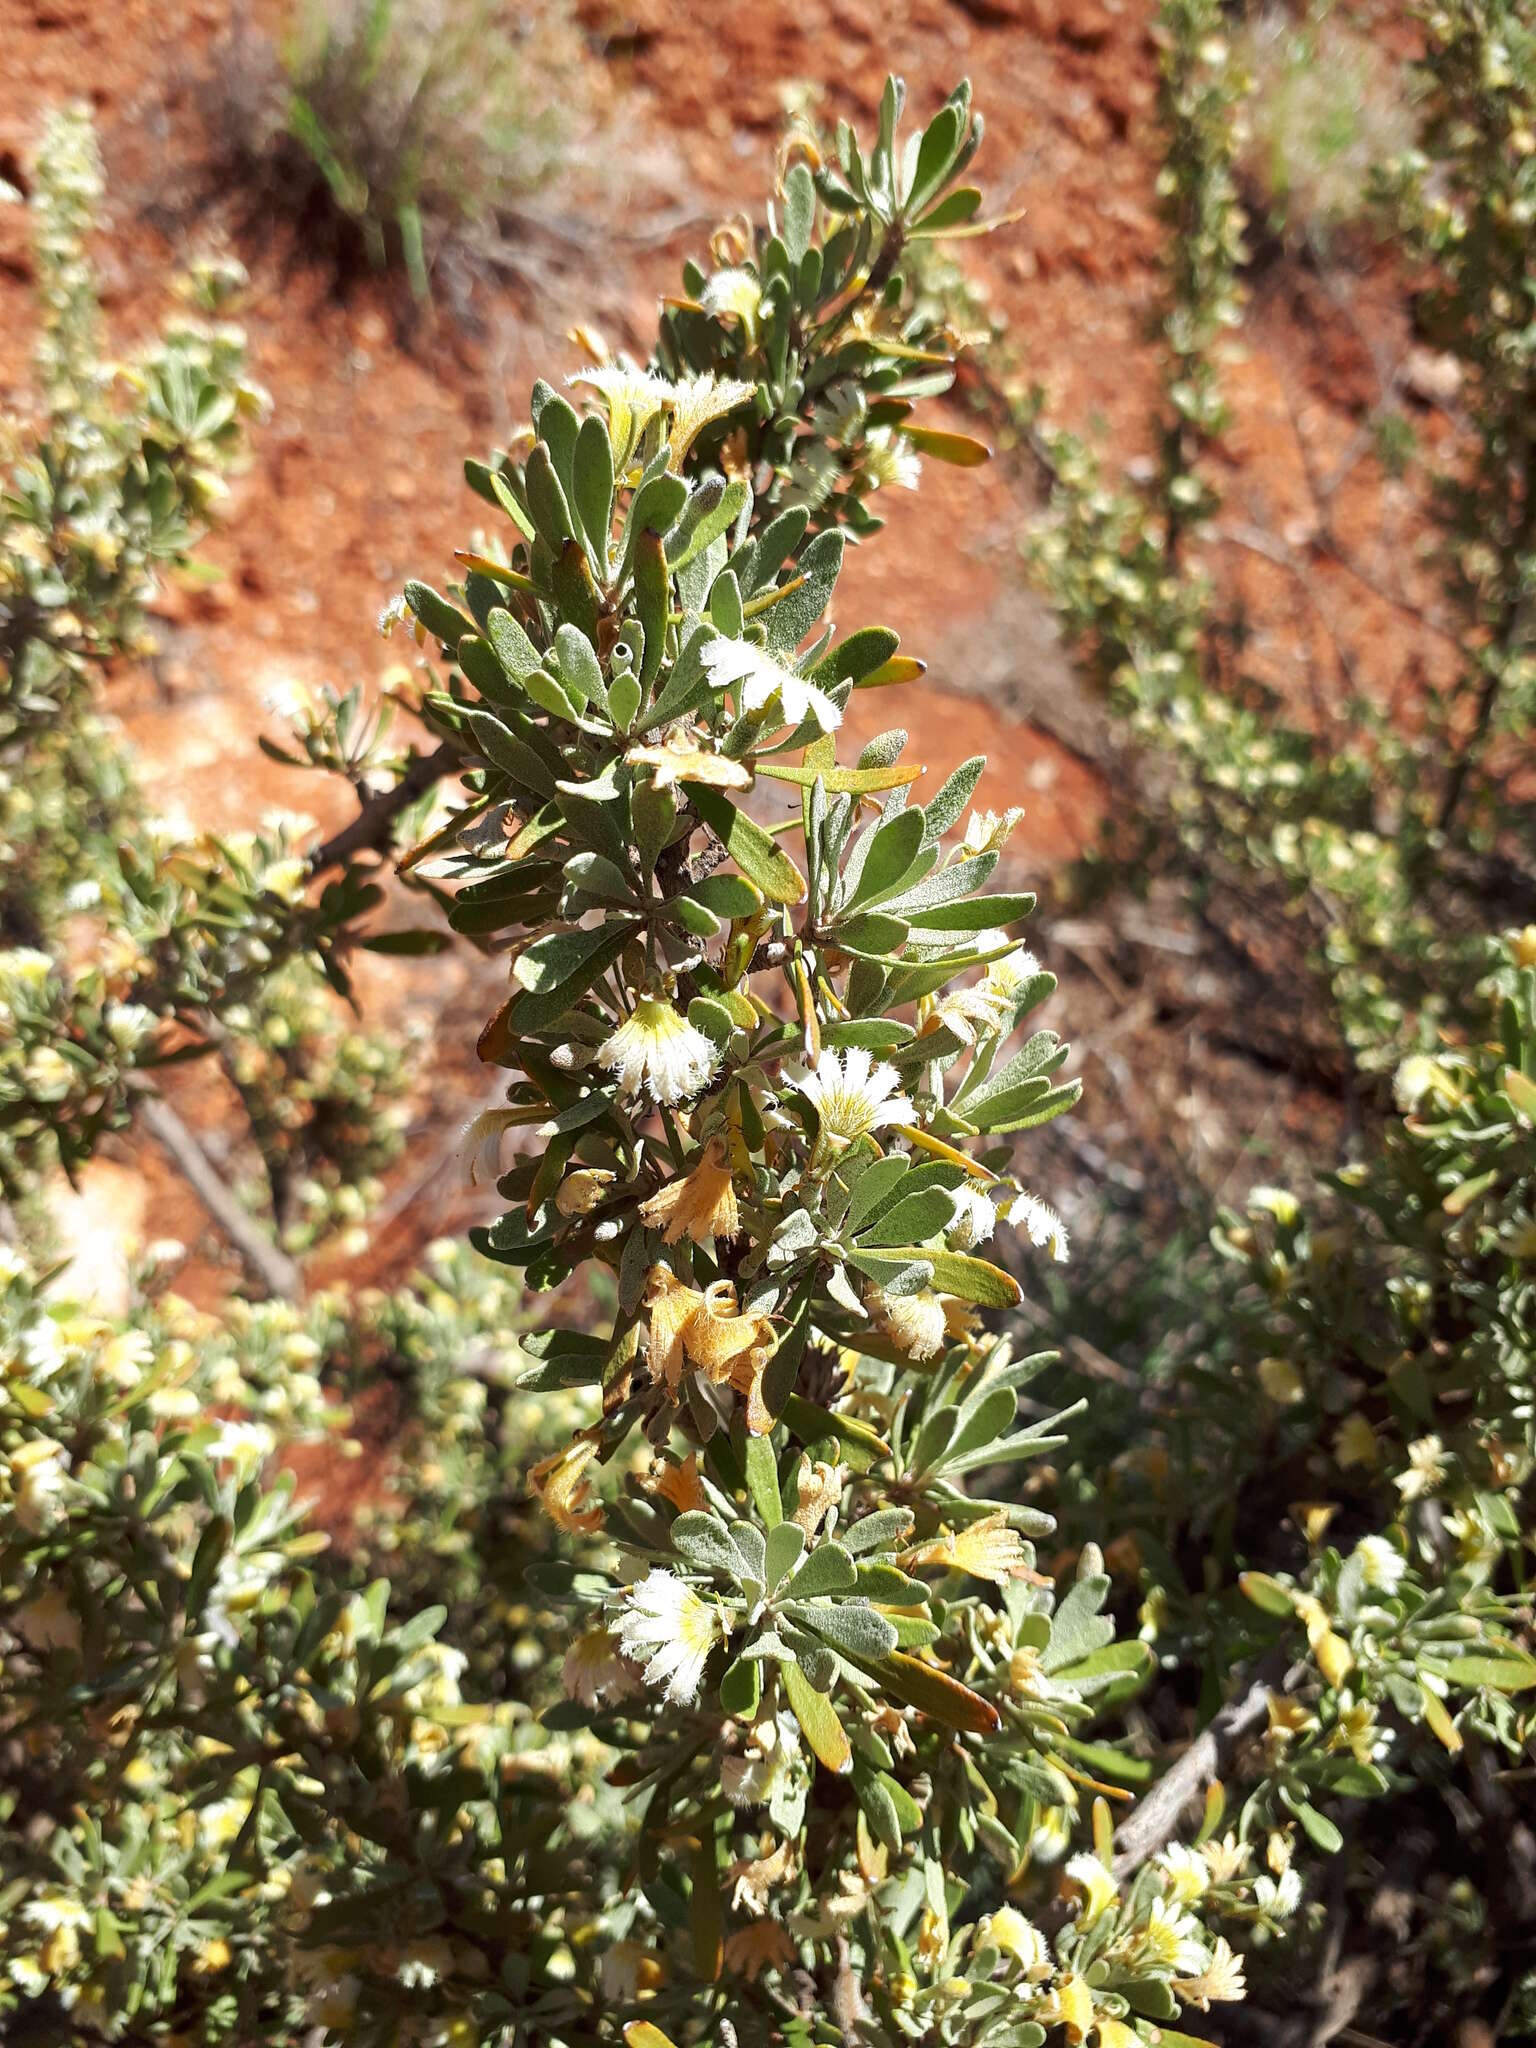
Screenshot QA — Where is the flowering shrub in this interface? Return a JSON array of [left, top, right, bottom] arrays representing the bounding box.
[[2, 49, 1533, 2048]]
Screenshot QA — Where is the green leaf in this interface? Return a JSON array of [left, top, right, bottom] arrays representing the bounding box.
[[846, 808, 927, 913], [404, 579, 472, 648], [857, 1186, 957, 1246], [782, 161, 816, 263], [765, 1520, 807, 1590], [1043, 1573, 1114, 1673], [783, 1663, 852, 1772], [685, 782, 807, 904], [912, 184, 984, 235], [1423, 1649, 1536, 1693], [686, 872, 762, 920], [870, 1247, 1021, 1307], [524, 442, 576, 551], [785, 1542, 857, 1600], [799, 1601, 900, 1661], [509, 920, 637, 1032], [743, 1441, 782, 1535], [572, 413, 615, 565]]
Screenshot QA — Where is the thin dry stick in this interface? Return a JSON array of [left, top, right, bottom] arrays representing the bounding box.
[[1110, 1641, 1296, 1880], [137, 1093, 301, 1301]]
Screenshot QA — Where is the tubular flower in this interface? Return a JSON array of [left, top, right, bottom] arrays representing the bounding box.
[[959, 806, 1026, 857], [616, 1567, 722, 1704], [456, 1114, 524, 1196], [702, 636, 843, 735], [799, 1046, 915, 1148], [555, 1166, 616, 1217], [947, 1182, 996, 1249], [529, 1430, 604, 1533], [600, 997, 721, 1105], [977, 1905, 1048, 1976], [903, 1509, 1036, 1585], [701, 266, 763, 328], [789, 1456, 847, 1536], [934, 975, 1012, 1047], [729, 1839, 793, 1916], [639, 1139, 741, 1247]]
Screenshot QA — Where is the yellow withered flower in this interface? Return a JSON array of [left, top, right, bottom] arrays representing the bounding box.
[[721, 1922, 794, 1983], [644, 1264, 776, 1433], [626, 729, 754, 793], [644, 1450, 709, 1513], [555, 1167, 617, 1218], [640, 1140, 741, 1248], [529, 1430, 604, 1534], [903, 1509, 1036, 1586]]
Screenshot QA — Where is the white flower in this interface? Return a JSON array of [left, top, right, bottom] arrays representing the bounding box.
[[1135, 1894, 1207, 1974], [617, 1568, 722, 1705], [861, 425, 922, 492], [1064, 1851, 1118, 1926], [1156, 1841, 1210, 1906], [10, 1440, 71, 1534], [600, 997, 721, 1104], [870, 1286, 947, 1362], [1201, 1831, 1251, 1885], [660, 372, 758, 469], [935, 978, 1012, 1047], [947, 1183, 996, 1250], [1253, 1866, 1302, 1919], [201, 1420, 275, 1472], [1353, 1533, 1406, 1595], [721, 1713, 801, 1807], [701, 636, 842, 734], [701, 267, 763, 327], [456, 1106, 519, 1187], [1396, 1433, 1448, 1501], [798, 1046, 914, 1147], [1007, 1191, 1069, 1262], [24, 1893, 88, 1933], [959, 808, 1025, 857], [983, 943, 1041, 1004], [562, 1628, 638, 1709], [570, 360, 675, 456], [977, 1904, 1048, 1975]]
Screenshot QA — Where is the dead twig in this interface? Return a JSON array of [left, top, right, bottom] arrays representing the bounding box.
[[137, 1092, 301, 1301], [1110, 1641, 1296, 1880]]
